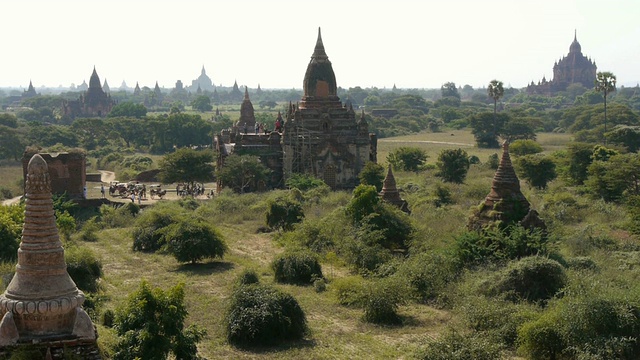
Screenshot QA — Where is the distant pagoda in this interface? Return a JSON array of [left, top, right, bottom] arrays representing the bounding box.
[[379, 164, 410, 213]]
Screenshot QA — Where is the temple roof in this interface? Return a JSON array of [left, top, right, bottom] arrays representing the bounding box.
[[301, 27, 339, 107], [89, 67, 101, 89], [569, 29, 581, 54]]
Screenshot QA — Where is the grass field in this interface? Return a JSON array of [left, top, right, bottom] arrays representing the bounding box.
[[1, 129, 578, 358]]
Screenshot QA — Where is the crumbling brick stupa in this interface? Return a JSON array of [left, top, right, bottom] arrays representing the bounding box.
[[0, 154, 100, 359], [467, 142, 546, 232], [379, 164, 410, 214]]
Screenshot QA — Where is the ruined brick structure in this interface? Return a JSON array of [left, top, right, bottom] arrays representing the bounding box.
[[468, 142, 546, 231], [61, 68, 115, 119], [236, 87, 256, 131], [379, 164, 410, 213], [0, 154, 100, 359], [215, 28, 377, 191], [22, 150, 86, 199], [527, 31, 597, 95]]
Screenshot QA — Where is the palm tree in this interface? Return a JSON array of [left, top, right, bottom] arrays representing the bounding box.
[[487, 80, 504, 145], [595, 71, 617, 144]]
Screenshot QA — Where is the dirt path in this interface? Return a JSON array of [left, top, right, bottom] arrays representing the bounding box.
[[2, 196, 22, 206], [98, 170, 116, 183], [379, 139, 474, 147]]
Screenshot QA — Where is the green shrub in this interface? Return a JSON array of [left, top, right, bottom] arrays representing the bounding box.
[[265, 197, 304, 231], [431, 183, 453, 207], [225, 284, 308, 347], [80, 217, 100, 242], [397, 252, 459, 304], [132, 205, 180, 252], [509, 139, 543, 156], [454, 226, 551, 266], [436, 148, 470, 184], [235, 269, 260, 287], [387, 147, 427, 172], [485, 256, 566, 303], [362, 278, 406, 325], [332, 276, 367, 307], [517, 294, 640, 359], [165, 219, 227, 264], [0, 204, 23, 262], [0, 187, 12, 200], [359, 161, 386, 192], [566, 256, 598, 271], [415, 329, 503, 360], [101, 309, 115, 328], [515, 154, 557, 189], [65, 246, 103, 293], [314, 278, 327, 293], [272, 251, 323, 285], [113, 281, 206, 360], [469, 155, 480, 165], [285, 173, 327, 191], [487, 153, 499, 169]]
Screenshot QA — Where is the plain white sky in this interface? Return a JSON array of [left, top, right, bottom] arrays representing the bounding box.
[[3, 0, 639, 90]]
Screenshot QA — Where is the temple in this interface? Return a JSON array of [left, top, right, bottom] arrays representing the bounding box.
[[527, 31, 597, 95], [467, 142, 545, 231], [190, 66, 214, 92], [379, 164, 410, 213], [61, 68, 115, 119], [21, 81, 38, 99], [0, 154, 99, 359], [215, 28, 377, 190]]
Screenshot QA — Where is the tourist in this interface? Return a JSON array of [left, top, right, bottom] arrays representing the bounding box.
[[130, 193, 135, 203], [255, 123, 259, 134], [100, 184, 105, 198]]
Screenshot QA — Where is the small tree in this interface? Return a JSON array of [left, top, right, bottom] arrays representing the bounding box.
[[358, 161, 385, 192], [158, 148, 214, 192], [271, 251, 323, 285], [113, 281, 206, 360], [387, 147, 427, 172], [0, 204, 24, 262], [510, 139, 543, 157], [436, 148, 470, 183], [515, 154, 557, 189], [190, 95, 213, 112], [217, 154, 270, 193], [470, 112, 509, 148], [165, 218, 227, 264], [595, 71, 617, 143], [488, 79, 505, 141], [265, 197, 305, 232]]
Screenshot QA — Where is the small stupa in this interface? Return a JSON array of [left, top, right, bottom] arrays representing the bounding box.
[[379, 164, 410, 214], [0, 154, 99, 358], [467, 142, 545, 231]]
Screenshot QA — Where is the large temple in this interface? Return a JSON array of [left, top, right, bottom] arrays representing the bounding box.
[[190, 66, 215, 92], [216, 28, 377, 190], [527, 31, 597, 95], [61, 68, 115, 119]]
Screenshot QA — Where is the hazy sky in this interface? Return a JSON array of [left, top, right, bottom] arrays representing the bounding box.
[[3, 0, 639, 90]]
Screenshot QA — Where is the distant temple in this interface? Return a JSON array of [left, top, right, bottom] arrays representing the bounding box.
[[229, 80, 243, 102], [190, 66, 214, 92], [527, 31, 597, 95], [379, 165, 410, 213], [61, 68, 115, 119], [102, 79, 110, 93], [236, 87, 256, 130], [21, 81, 38, 99], [216, 28, 377, 191]]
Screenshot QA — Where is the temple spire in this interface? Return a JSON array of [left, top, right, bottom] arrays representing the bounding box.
[[312, 27, 328, 61], [244, 86, 249, 100]]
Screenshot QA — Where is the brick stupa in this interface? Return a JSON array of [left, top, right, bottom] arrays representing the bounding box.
[[379, 164, 410, 214], [467, 142, 546, 231], [0, 154, 99, 358]]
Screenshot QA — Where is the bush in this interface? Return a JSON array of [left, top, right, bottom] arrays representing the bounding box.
[[484, 256, 567, 303], [362, 278, 406, 325], [431, 183, 453, 207], [65, 246, 103, 293], [436, 148, 470, 183], [80, 217, 100, 242], [0, 187, 12, 200], [487, 153, 499, 169], [235, 269, 260, 288], [332, 276, 367, 307], [0, 204, 23, 262], [132, 205, 180, 252], [415, 329, 503, 360], [358, 161, 386, 192], [265, 197, 304, 231], [518, 294, 640, 359], [165, 218, 227, 264], [387, 147, 427, 172], [272, 251, 323, 285], [101, 309, 115, 328], [225, 284, 308, 347], [397, 252, 459, 304], [113, 281, 206, 360], [469, 155, 480, 165], [509, 139, 543, 156], [454, 226, 551, 266], [515, 154, 557, 189], [285, 173, 327, 191]]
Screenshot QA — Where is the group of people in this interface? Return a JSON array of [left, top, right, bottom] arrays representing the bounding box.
[[176, 183, 206, 197]]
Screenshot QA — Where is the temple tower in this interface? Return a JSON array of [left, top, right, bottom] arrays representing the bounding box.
[[0, 154, 99, 358], [468, 142, 545, 231], [379, 164, 410, 213], [237, 87, 256, 130]]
